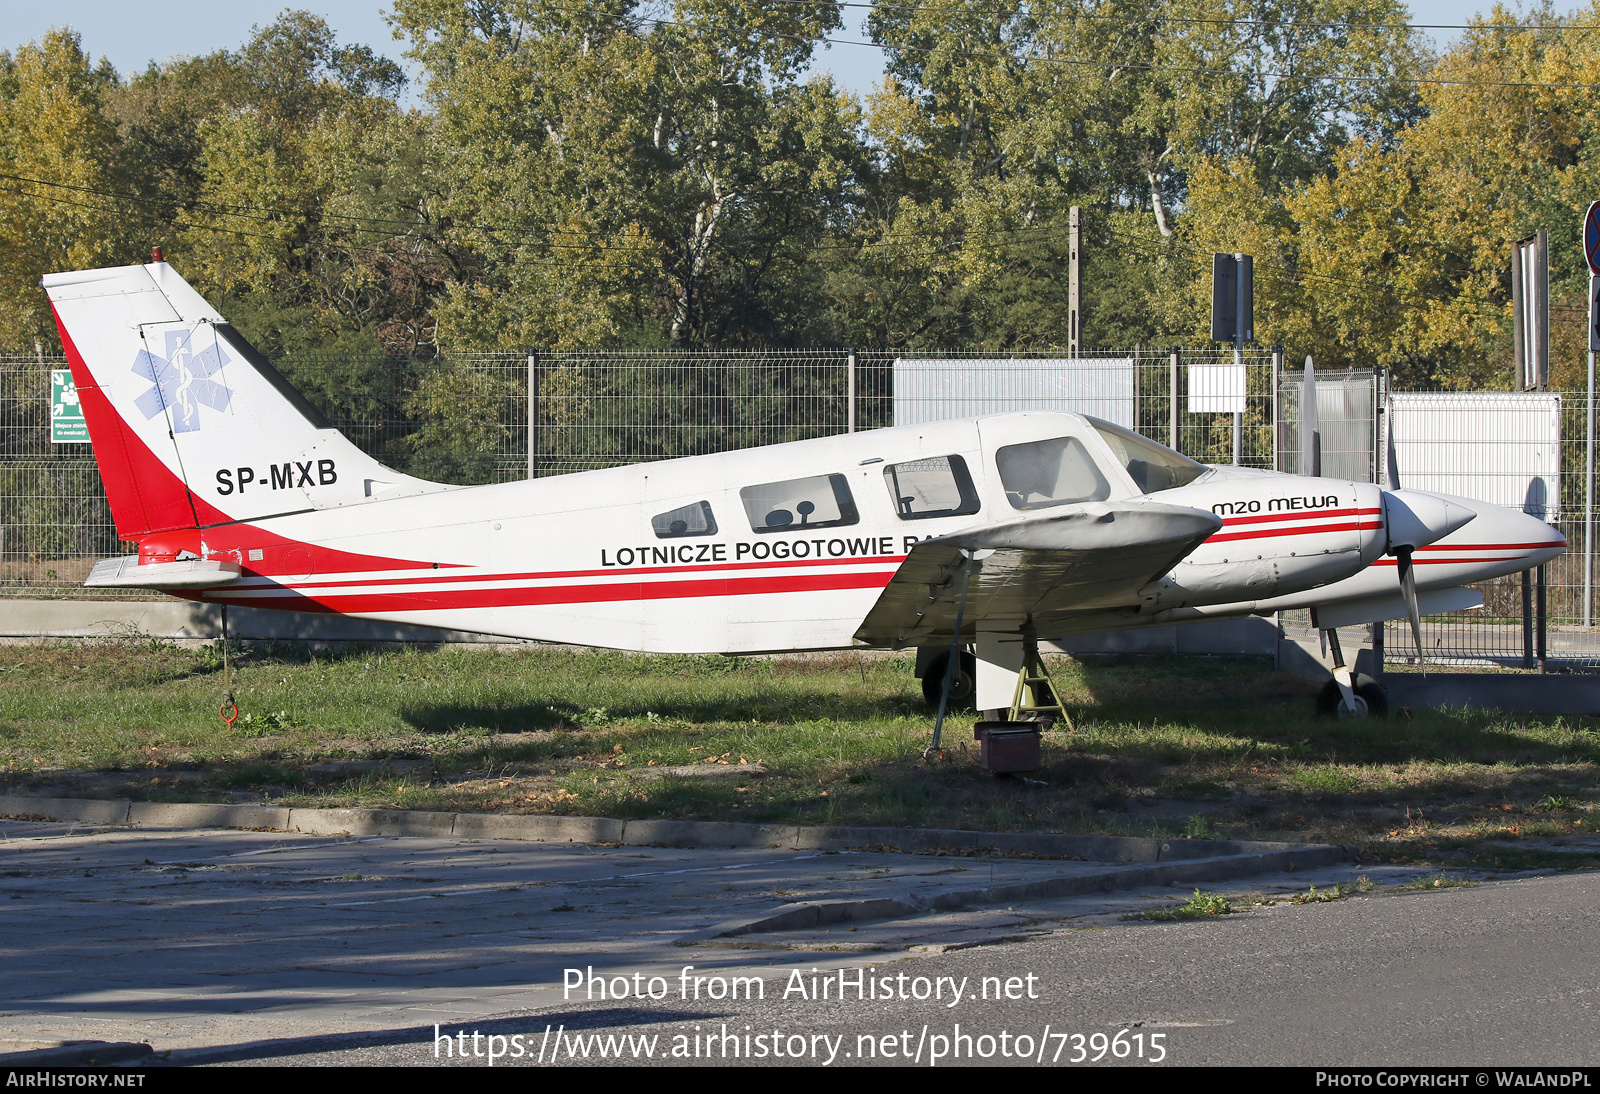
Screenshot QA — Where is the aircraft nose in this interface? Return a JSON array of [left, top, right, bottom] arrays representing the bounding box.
[[1383, 489, 1477, 552], [1414, 494, 1567, 571]]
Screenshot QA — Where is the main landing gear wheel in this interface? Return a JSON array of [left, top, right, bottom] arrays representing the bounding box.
[[1316, 674, 1388, 719], [922, 650, 977, 709]]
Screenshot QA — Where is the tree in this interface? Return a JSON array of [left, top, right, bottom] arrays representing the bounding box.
[[0, 31, 125, 351]]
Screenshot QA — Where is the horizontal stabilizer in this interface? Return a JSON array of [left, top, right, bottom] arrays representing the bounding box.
[[85, 556, 242, 589]]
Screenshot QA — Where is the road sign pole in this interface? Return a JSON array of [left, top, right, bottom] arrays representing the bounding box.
[[1584, 202, 1600, 627], [1586, 331, 1594, 628], [1233, 252, 1245, 466], [1588, 305, 1595, 629]]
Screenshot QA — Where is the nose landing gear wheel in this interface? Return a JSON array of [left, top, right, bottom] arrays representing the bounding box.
[[1316, 674, 1389, 718], [922, 650, 977, 709]]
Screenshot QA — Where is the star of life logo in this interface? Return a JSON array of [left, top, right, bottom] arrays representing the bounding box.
[[132, 329, 231, 433]]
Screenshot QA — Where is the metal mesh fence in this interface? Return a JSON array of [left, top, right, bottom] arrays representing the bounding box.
[[1, 347, 1281, 600], [1376, 387, 1591, 669], [6, 345, 1597, 668]]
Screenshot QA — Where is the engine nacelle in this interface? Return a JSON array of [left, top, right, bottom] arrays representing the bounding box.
[[1145, 476, 1386, 609]]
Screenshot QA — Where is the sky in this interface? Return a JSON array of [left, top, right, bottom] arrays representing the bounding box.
[[2, 0, 1557, 104]]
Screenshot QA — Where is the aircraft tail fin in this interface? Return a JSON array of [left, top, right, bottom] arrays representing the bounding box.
[[43, 260, 446, 541]]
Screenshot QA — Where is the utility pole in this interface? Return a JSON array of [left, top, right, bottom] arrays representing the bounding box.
[[1068, 206, 1081, 358]]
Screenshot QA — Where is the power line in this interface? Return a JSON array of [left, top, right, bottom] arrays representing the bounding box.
[[566, 3, 1600, 91], [802, 0, 1600, 36]]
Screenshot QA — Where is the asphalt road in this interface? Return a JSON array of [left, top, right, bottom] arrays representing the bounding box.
[[191, 871, 1599, 1067], [2, 819, 1594, 1067]]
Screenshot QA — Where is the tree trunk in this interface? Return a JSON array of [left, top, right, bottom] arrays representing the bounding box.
[[1148, 170, 1174, 238]]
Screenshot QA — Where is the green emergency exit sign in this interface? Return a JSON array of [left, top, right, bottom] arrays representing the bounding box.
[[51, 369, 88, 443]]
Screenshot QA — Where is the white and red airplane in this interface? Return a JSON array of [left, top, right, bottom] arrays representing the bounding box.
[[43, 258, 1565, 718]]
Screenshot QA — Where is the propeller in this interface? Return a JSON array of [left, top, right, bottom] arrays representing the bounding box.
[[1385, 393, 1401, 492], [1378, 406, 1473, 675], [1300, 356, 1321, 477], [1394, 543, 1425, 676]]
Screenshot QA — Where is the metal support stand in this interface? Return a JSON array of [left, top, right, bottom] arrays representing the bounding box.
[[1006, 632, 1073, 733], [927, 554, 976, 760]]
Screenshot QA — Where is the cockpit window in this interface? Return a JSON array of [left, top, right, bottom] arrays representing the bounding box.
[[1088, 418, 1207, 493], [740, 474, 859, 533], [996, 436, 1111, 510], [652, 501, 717, 539], [883, 455, 981, 520]]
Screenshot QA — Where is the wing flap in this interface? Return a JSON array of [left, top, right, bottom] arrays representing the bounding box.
[[854, 501, 1222, 646]]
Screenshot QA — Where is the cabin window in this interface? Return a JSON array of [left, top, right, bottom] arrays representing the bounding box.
[[1088, 418, 1207, 493], [652, 500, 718, 539], [882, 455, 981, 520], [740, 474, 859, 533], [996, 436, 1111, 510]]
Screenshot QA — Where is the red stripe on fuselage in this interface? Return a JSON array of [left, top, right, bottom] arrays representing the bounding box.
[[1218, 506, 1380, 528], [1208, 519, 1383, 544], [255, 553, 908, 593], [198, 569, 897, 614]]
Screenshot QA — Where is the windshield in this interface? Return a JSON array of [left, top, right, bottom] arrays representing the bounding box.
[[1088, 418, 1207, 493]]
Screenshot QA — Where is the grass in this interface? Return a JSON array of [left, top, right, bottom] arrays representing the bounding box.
[[0, 642, 1598, 861], [1395, 871, 1473, 890], [1124, 889, 1233, 920], [1289, 877, 1377, 903]]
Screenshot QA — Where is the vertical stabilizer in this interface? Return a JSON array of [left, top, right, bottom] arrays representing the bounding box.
[[44, 262, 447, 540]]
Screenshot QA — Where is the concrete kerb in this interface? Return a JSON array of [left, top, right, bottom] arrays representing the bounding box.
[[0, 794, 1345, 866], [678, 844, 1352, 944], [0, 1042, 155, 1066]]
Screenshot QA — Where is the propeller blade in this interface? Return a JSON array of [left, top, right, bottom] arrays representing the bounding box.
[[1301, 356, 1319, 476], [1385, 396, 1401, 491], [1396, 545, 1425, 677]]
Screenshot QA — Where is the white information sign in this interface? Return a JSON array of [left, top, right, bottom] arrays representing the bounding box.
[[1187, 360, 1247, 415]]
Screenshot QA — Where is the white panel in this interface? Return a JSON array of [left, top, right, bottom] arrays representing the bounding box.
[[893, 358, 1136, 428], [1390, 393, 1561, 521], [1187, 360, 1247, 414]]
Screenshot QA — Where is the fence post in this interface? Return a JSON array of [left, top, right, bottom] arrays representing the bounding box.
[[1536, 563, 1547, 672], [527, 351, 539, 480], [1522, 568, 1534, 670], [1169, 346, 1180, 453], [847, 347, 856, 434], [1271, 344, 1283, 471]]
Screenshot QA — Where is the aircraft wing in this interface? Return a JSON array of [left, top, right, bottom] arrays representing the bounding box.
[[853, 501, 1223, 647]]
